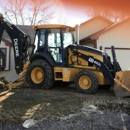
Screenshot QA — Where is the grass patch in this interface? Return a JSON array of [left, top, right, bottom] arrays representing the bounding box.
[[0, 86, 130, 123]]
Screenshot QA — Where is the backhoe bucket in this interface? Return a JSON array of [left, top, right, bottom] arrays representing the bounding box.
[[0, 76, 8, 88], [114, 71, 130, 97]]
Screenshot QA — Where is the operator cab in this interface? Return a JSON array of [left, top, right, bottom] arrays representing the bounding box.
[[33, 24, 75, 65]]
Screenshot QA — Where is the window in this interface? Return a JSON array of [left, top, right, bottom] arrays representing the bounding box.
[[39, 30, 45, 47], [63, 32, 73, 48], [33, 32, 38, 53], [0, 46, 10, 70], [47, 29, 62, 62], [48, 29, 61, 47], [48, 33, 55, 47]]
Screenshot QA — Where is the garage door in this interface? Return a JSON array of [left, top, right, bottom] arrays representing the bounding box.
[[105, 48, 130, 70]]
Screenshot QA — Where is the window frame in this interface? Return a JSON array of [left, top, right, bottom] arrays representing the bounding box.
[[0, 46, 10, 70]]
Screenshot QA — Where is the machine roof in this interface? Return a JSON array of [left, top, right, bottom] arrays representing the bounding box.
[[33, 24, 75, 31]]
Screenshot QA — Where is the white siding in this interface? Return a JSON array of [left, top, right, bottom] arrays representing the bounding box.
[[0, 43, 18, 81], [105, 48, 130, 70], [0, 41, 33, 81], [79, 19, 112, 40], [97, 20, 130, 49], [97, 20, 130, 70]]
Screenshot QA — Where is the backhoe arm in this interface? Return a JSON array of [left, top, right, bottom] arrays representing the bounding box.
[[0, 14, 30, 74]]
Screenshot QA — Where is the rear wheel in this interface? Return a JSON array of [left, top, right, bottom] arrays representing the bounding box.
[[26, 59, 54, 89], [75, 70, 98, 94]]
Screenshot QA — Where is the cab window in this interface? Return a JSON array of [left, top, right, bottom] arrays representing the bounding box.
[[63, 32, 73, 48], [47, 29, 62, 62]]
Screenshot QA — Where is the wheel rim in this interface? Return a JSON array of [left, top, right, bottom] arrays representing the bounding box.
[[79, 76, 91, 89], [31, 67, 44, 84]]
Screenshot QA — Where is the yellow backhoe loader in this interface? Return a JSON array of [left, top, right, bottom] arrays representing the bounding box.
[[0, 13, 130, 97]]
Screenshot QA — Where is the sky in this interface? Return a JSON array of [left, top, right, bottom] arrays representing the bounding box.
[[50, 0, 88, 26], [48, 0, 87, 26], [0, 0, 87, 25], [1, 0, 130, 25], [61, 0, 130, 12], [51, 0, 130, 25]]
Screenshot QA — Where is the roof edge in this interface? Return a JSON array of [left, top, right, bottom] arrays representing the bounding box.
[[89, 17, 130, 39], [81, 15, 113, 26]]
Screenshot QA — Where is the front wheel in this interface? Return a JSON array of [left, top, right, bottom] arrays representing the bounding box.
[[26, 59, 54, 89], [75, 70, 98, 94]]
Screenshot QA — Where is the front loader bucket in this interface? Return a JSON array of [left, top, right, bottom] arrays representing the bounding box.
[[114, 71, 130, 97]]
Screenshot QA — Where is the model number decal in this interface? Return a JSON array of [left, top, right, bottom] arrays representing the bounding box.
[[88, 57, 101, 67]]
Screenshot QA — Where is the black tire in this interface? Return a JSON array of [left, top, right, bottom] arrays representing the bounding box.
[[75, 70, 98, 94], [26, 59, 54, 89]]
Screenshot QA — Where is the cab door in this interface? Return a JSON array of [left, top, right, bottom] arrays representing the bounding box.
[[47, 29, 63, 63]]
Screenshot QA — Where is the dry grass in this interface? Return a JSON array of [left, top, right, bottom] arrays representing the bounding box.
[[0, 85, 130, 123]]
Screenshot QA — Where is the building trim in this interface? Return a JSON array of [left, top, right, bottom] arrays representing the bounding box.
[[105, 47, 130, 51]]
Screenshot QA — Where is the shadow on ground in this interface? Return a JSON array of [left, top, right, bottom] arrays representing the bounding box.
[[0, 84, 130, 123]]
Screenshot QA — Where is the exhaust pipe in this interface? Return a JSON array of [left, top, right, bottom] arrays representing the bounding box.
[[0, 13, 4, 22], [75, 24, 80, 45], [0, 14, 4, 43], [111, 46, 121, 74]]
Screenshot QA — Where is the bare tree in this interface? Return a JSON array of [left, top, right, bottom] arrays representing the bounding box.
[[0, 0, 54, 25], [109, 10, 130, 22], [0, 0, 27, 25], [56, 12, 70, 24], [85, 6, 130, 22], [27, 0, 54, 25]]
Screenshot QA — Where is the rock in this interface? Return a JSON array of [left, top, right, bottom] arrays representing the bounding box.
[[46, 103, 50, 106], [88, 105, 98, 110], [98, 110, 104, 115], [59, 113, 81, 120], [22, 119, 36, 128]]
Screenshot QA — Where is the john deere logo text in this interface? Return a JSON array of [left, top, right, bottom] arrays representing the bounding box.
[[14, 38, 19, 57]]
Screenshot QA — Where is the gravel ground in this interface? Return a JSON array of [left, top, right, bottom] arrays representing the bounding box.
[[0, 108, 130, 130], [1, 86, 130, 130]]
